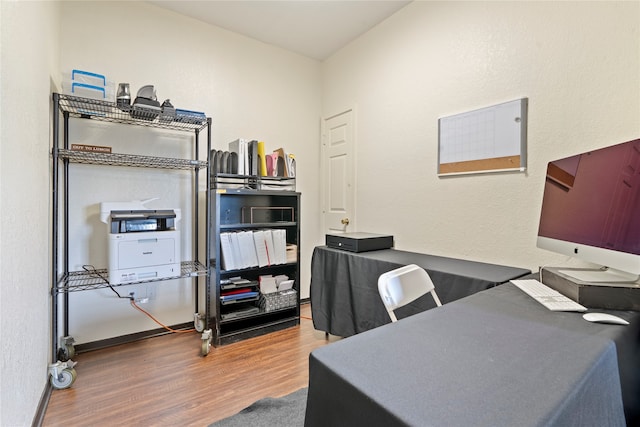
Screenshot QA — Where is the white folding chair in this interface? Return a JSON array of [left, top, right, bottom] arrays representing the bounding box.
[[378, 264, 442, 322]]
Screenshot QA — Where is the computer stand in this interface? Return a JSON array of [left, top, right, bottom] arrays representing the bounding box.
[[540, 267, 640, 311]]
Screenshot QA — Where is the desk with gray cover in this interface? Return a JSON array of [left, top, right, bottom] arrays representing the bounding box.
[[305, 283, 640, 426], [310, 246, 531, 337]]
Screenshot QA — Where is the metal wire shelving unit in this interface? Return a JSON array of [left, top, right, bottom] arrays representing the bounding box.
[[50, 93, 212, 370]]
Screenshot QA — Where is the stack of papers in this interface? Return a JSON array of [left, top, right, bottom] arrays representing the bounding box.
[[220, 277, 258, 290], [220, 288, 259, 304], [259, 274, 294, 294]]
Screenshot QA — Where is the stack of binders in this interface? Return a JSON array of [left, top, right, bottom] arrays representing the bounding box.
[[219, 230, 289, 271], [227, 138, 296, 178]]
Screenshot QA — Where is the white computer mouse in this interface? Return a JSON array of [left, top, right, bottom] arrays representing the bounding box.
[[583, 312, 629, 325]]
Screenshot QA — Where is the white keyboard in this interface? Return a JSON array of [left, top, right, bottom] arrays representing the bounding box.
[[510, 279, 587, 312]]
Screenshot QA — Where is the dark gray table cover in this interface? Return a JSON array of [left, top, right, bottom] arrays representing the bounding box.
[[310, 246, 531, 337], [305, 283, 639, 426]]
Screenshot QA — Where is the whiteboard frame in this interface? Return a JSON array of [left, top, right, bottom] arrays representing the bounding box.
[[437, 98, 528, 176]]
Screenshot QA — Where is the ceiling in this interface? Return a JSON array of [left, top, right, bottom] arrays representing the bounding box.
[[148, 1, 412, 60]]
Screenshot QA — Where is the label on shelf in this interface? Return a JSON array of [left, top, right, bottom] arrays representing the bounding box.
[[71, 143, 112, 153]]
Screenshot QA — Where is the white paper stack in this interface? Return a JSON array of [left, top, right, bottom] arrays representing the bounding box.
[[259, 274, 294, 294]]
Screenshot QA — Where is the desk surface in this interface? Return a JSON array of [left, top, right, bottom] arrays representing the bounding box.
[[310, 246, 531, 337], [305, 283, 640, 426]]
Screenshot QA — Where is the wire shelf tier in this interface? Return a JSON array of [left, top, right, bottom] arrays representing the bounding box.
[[57, 93, 209, 132], [212, 173, 296, 191], [53, 261, 207, 293], [57, 148, 207, 170]]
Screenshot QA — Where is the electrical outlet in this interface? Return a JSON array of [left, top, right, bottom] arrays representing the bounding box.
[[135, 297, 149, 304]]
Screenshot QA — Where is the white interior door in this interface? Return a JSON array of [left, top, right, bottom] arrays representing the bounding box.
[[322, 109, 355, 234]]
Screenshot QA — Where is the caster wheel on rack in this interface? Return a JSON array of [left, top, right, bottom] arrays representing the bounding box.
[[194, 313, 205, 333], [50, 368, 77, 389], [201, 340, 210, 356], [48, 360, 78, 390], [57, 344, 75, 361], [57, 336, 76, 361], [201, 329, 212, 357]]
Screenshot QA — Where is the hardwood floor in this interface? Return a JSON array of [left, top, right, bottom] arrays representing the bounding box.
[[42, 303, 337, 426]]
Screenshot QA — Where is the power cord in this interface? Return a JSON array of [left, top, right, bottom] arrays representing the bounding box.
[[129, 299, 195, 334], [82, 265, 129, 299], [82, 264, 196, 334]]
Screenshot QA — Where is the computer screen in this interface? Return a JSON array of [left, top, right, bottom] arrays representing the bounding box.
[[536, 138, 640, 283]]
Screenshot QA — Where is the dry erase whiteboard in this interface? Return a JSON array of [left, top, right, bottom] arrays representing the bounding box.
[[438, 98, 527, 176]]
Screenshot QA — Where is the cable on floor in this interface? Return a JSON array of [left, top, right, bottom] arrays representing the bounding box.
[[130, 299, 196, 334]]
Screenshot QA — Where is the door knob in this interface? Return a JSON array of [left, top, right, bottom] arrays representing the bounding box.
[[341, 218, 350, 225]]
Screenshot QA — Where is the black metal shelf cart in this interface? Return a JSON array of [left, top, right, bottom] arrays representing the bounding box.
[[50, 93, 212, 388]]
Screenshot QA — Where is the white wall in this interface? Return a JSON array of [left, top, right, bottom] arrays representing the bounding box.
[[58, 1, 322, 343], [0, 1, 60, 425], [322, 1, 640, 272]]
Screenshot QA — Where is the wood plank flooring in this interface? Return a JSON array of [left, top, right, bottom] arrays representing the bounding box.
[[42, 303, 337, 426]]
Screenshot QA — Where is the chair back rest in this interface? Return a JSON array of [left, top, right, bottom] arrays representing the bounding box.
[[378, 264, 441, 322]]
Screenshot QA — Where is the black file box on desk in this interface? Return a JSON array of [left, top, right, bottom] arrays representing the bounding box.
[[326, 232, 394, 253], [541, 267, 640, 311]]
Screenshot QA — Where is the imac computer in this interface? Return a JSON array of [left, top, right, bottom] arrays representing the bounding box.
[[537, 138, 640, 284]]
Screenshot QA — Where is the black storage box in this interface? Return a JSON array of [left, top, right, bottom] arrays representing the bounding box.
[[326, 232, 394, 253], [541, 267, 640, 311]]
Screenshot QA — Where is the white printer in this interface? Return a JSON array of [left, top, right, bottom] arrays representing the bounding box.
[[100, 200, 181, 284]]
